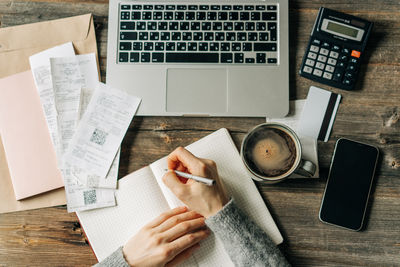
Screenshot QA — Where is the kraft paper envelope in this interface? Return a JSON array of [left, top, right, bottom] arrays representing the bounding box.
[[0, 14, 98, 213], [0, 71, 64, 200]]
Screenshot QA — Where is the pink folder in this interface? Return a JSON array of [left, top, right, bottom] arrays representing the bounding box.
[[0, 71, 64, 200]]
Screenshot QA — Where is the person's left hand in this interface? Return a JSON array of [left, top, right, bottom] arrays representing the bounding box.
[[122, 206, 210, 267]]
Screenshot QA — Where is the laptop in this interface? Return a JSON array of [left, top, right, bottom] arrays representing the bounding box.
[[107, 0, 289, 117]]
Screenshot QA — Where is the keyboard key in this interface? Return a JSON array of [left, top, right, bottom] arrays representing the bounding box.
[[130, 52, 139, 62], [211, 5, 220, 10], [262, 12, 276, 20], [139, 32, 148, 40], [218, 12, 228, 20], [323, 72, 333, 80], [204, 32, 214, 40], [166, 42, 175, 51], [234, 5, 243, 10], [245, 22, 255, 31], [320, 48, 329, 56], [222, 5, 232, 10], [237, 32, 247, 41], [259, 32, 268, 41], [221, 53, 233, 63], [120, 22, 135, 30], [327, 58, 337, 65], [177, 5, 187, 10], [325, 65, 335, 73], [244, 5, 254, 10], [317, 54, 327, 62], [144, 42, 154, 50], [155, 42, 164, 50], [330, 51, 339, 59], [143, 5, 153, 10], [235, 53, 244, 63], [121, 11, 130, 20], [267, 5, 277, 10], [343, 78, 352, 85], [254, 43, 276, 51], [193, 32, 203, 40], [229, 12, 239, 20], [308, 52, 317, 60], [141, 52, 151, 62], [171, 32, 181, 40], [200, 5, 209, 10], [119, 42, 132, 50], [305, 59, 315, 67], [245, 58, 255, 63], [131, 11, 141, 20], [267, 58, 277, 64], [303, 65, 313, 73], [226, 32, 235, 41], [161, 32, 170, 40], [189, 5, 198, 10], [224, 22, 233, 31], [210, 42, 219, 51], [148, 22, 157, 30], [243, 43, 252, 51], [342, 48, 350, 54], [154, 12, 163, 20], [188, 42, 197, 51], [197, 11, 206, 20], [164, 12, 173, 20], [155, 5, 164, 10], [121, 5, 130, 10], [248, 32, 257, 41], [256, 5, 266, 10], [186, 11, 196, 20], [310, 45, 319, 53], [132, 5, 141, 10], [256, 22, 266, 31], [132, 42, 142, 50], [202, 22, 212, 30], [166, 53, 219, 63], [137, 22, 146, 30], [213, 22, 223, 31], [175, 11, 184, 20], [180, 22, 190, 30], [199, 42, 208, 51], [322, 42, 330, 49], [119, 52, 129, 62], [240, 12, 250, 20], [256, 53, 266, 63], [207, 11, 217, 20], [169, 22, 179, 30], [120, 32, 137, 40], [313, 69, 323, 77], [232, 43, 241, 51], [143, 11, 152, 20], [166, 5, 175, 10], [191, 22, 201, 30], [182, 32, 192, 40], [177, 42, 187, 51], [234, 22, 244, 30], [316, 62, 325, 70], [333, 71, 343, 82], [215, 32, 225, 41], [158, 22, 168, 30], [221, 43, 230, 51], [251, 12, 260, 20], [332, 45, 340, 52]]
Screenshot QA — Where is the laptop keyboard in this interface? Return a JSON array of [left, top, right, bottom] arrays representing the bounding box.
[[118, 3, 279, 64]]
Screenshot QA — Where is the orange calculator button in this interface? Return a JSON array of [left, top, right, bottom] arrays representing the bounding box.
[[351, 50, 361, 58]]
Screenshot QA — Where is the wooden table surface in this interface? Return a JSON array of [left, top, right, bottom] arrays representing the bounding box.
[[1, 0, 399, 266]]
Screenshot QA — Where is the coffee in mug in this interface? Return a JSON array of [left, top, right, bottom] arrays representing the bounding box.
[[241, 123, 316, 183]]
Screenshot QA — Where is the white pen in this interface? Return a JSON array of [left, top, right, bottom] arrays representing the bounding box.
[[164, 169, 215, 186]]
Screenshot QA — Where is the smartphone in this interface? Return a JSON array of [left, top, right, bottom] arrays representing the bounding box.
[[319, 138, 379, 231]]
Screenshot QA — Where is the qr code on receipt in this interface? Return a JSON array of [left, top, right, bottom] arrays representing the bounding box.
[[90, 128, 108, 146], [83, 190, 97, 205]]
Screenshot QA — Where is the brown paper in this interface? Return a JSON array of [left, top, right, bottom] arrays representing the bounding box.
[[0, 14, 99, 214]]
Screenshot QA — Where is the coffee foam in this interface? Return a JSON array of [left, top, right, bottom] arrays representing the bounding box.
[[244, 127, 297, 178]]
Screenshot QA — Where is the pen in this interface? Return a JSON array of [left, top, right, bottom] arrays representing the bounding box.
[[164, 169, 215, 186]]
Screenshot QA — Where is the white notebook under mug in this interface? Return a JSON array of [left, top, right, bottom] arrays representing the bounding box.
[[77, 128, 283, 265]]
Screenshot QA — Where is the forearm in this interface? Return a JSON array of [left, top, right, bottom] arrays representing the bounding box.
[[94, 246, 130, 267], [206, 199, 291, 267]]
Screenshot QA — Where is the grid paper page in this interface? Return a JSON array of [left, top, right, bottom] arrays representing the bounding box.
[[150, 128, 283, 266], [76, 167, 184, 262]]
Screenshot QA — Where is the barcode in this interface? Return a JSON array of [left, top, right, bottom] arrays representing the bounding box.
[[90, 128, 108, 146], [83, 190, 97, 205]]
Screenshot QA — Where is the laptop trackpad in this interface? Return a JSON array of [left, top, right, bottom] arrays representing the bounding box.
[[166, 69, 227, 114]]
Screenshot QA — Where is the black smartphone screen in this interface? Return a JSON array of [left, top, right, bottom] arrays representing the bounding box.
[[319, 138, 379, 230]]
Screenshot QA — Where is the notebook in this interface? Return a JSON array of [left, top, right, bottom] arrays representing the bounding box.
[[0, 71, 64, 200], [76, 128, 283, 265]]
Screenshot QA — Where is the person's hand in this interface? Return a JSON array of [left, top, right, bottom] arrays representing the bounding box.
[[122, 206, 209, 267], [162, 147, 229, 218]]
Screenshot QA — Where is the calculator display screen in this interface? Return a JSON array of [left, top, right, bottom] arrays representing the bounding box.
[[326, 21, 359, 38]]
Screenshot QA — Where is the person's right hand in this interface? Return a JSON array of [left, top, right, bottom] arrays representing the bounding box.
[[162, 147, 229, 218], [122, 206, 209, 267]]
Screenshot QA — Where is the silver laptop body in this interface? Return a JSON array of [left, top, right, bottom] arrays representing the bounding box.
[[107, 0, 289, 117]]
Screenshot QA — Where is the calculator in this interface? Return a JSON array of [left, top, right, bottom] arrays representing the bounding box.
[[299, 7, 373, 90]]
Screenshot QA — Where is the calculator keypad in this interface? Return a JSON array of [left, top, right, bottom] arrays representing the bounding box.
[[301, 38, 361, 88]]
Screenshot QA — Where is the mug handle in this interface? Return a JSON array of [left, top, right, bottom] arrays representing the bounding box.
[[294, 159, 316, 177]]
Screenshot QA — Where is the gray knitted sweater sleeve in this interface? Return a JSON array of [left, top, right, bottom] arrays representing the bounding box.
[[95, 199, 290, 267], [205, 199, 291, 267]]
